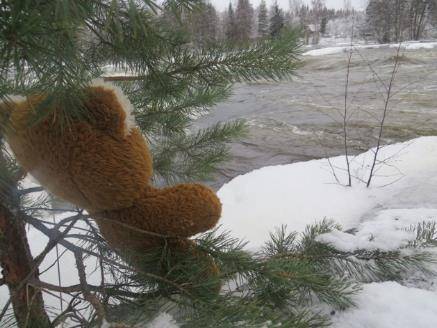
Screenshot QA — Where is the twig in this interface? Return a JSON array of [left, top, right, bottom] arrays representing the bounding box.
[[0, 299, 11, 324], [52, 212, 64, 313], [75, 252, 106, 325], [17, 187, 45, 196], [50, 294, 81, 328], [29, 280, 143, 298], [103, 75, 146, 82], [366, 43, 402, 187], [39, 248, 68, 276], [24, 212, 196, 297], [85, 221, 108, 302], [326, 158, 341, 185], [343, 17, 355, 187]]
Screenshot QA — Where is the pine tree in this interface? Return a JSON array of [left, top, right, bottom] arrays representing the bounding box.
[[270, 2, 285, 37], [320, 16, 327, 35], [190, 3, 219, 47], [225, 2, 238, 43], [365, 0, 394, 43], [363, 0, 430, 43], [236, 0, 255, 43], [0, 0, 303, 327], [258, 0, 269, 38]]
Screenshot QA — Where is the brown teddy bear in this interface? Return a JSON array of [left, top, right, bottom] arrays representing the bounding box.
[[2, 81, 222, 273]]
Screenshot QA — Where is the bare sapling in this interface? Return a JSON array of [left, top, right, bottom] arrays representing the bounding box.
[[342, 15, 355, 187], [366, 43, 402, 187]]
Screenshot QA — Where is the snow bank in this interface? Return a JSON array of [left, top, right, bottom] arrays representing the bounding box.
[[332, 282, 437, 328], [304, 46, 349, 56], [396, 41, 437, 50], [317, 208, 437, 252], [218, 137, 437, 248], [218, 136, 437, 327], [303, 41, 437, 57]]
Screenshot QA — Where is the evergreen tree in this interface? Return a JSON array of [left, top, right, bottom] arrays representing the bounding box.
[[284, 10, 294, 28], [236, 0, 255, 43], [258, 0, 269, 38], [0, 0, 304, 327], [365, 0, 396, 43], [299, 4, 311, 28], [191, 3, 219, 47], [321, 16, 328, 35], [225, 2, 238, 43], [270, 2, 285, 37], [364, 0, 433, 42]]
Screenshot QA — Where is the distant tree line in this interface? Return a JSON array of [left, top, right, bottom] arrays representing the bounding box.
[[364, 0, 437, 42], [160, 0, 437, 47], [160, 0, 357, 47]]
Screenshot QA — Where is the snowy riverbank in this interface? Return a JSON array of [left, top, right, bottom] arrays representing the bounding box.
[[303, 40, 437, 57], [218, 136, 437, 327]]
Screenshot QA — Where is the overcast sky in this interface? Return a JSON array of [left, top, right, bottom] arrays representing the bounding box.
[[209, 0, 368, 11]]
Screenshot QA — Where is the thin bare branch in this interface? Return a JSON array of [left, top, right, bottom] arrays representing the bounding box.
[[367, 43, 403, 187], [343, 18, 355, 187]]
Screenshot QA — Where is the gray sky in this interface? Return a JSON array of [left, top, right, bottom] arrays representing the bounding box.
[[210, 0, 367, 11]]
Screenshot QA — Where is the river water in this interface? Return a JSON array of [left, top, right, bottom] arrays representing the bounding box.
[[196, 45, 437, 189]]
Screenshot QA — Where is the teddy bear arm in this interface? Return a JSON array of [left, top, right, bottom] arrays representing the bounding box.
[[92, 183, 221, 250]]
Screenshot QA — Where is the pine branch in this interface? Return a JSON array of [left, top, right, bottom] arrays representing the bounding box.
[[152, 121, 246, 183], [407, 221, 437, 248], [100, 218, 437, 326]]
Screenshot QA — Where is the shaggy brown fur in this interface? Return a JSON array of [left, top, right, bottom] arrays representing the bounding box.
[[4, 84, 222, 263]]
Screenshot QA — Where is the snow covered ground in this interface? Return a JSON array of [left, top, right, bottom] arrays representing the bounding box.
[[303, 40, 437, 57], [331, 282, 437, 328], [218, 136, 437, 328]]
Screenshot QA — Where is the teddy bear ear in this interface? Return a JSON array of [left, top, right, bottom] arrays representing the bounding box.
[[0, 96, 26, 114], [85, 80, 137, 139], [0, 96, 27, 133]]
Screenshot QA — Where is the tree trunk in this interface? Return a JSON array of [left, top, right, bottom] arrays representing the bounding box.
[[415, 2, 428, 40], [0, 205, 51, 328]]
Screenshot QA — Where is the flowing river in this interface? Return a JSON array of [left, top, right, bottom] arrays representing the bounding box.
[[195, 44, 437, 189]]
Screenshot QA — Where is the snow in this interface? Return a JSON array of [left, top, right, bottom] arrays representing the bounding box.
[[218, 137, 437, 248], [304, 46, 350, 56], [146, 313, 178, 328], [317, 208, 437, 252], [101, 313, 178, 328], [218, 136, 437, 327], [303, 41, 437, 57], [398, 42, 437, 50], [331, 282, 437, 328]]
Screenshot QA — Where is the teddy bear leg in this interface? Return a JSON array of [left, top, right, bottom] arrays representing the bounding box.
[[94, 216, 222, 295]]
